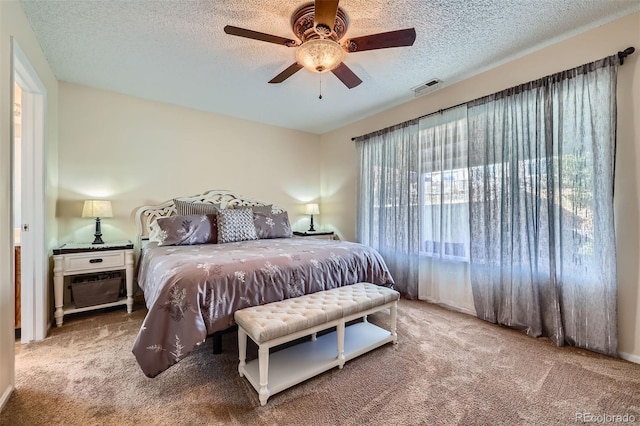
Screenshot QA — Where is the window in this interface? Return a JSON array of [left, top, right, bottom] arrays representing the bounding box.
[[418, 115, 469, 261]]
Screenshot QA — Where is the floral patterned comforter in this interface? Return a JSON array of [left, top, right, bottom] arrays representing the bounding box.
[[132, 237, 394, 377]]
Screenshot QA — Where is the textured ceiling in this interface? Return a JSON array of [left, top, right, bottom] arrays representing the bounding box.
[[20, 0, 640, 134]]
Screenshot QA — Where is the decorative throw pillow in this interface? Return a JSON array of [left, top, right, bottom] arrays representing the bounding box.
[[174, 199, 221, 216], [217, 208, 258, 243], [151, 214, 216, 246], [230, 204, 273, 215], [248, 204, 274, 216], [254, 211, 293, 239]]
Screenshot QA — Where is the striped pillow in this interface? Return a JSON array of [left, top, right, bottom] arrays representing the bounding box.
[[174, 199, 221, 215]]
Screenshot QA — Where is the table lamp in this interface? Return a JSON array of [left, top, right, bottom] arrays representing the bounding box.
[[305, 203, 320, 232], [82, 200, 113, 244]]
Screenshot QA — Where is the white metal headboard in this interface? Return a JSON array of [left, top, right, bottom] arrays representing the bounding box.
[[134, 189, 282, 247]]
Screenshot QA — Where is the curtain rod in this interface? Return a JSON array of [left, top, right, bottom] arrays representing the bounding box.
[[351, 46, 635, 141]]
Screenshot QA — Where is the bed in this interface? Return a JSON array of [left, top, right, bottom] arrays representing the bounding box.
[[131, 190, 394, 377]]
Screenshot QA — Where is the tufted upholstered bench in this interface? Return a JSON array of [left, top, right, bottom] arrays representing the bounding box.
[[234, 282, 400, 405]]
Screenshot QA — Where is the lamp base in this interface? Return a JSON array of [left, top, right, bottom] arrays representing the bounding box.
[[92, 217, 105, 244], [307, 215, 316, 232]]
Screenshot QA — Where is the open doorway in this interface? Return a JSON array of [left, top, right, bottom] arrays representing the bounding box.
[[13, 83, 22, 337], [12, 39, 48, 343]]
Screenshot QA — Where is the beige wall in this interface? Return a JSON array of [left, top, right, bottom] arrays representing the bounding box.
[[320, 12, 640, 361], [0, 0, 58, 410], [57, 82, 321, 244]]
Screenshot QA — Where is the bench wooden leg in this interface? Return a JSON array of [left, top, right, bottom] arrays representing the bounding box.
[[391, 301, 398, 344], [258, 345, 270, 405], [238, 327, 247, 377], [337, 321, 345, 369]]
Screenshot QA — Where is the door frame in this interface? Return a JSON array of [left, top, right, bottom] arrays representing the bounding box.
[[12, 38, 48, 343]]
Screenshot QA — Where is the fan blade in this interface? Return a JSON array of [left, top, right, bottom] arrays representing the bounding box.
[[224, 25, 298, 47], [343, 28, 416, 52], [331, 62, 362, 89], [314, 0, 339, 35], [269, 63, 304, 84]]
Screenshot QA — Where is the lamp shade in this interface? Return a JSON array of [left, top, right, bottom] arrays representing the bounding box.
[[305, 203, 320, 215], [295, 39, 345, 73], [82, 200, 113, 218]]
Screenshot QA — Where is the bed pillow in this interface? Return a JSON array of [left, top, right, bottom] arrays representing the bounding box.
[[217, 208, 258, 243], [152, 214, 216, 246], [249, 204, 274, 216], [230, 204, 273, 215], [254, 211, 293, 239], [174, 199, 221, 216]]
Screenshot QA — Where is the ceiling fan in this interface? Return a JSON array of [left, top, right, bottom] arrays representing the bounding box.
[[224, 0, 416, 89]]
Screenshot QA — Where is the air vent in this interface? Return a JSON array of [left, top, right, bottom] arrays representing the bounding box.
[[413, 79, 441, 97]]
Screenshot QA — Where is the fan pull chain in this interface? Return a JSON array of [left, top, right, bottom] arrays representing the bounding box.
[[319, 74, 323, 100]]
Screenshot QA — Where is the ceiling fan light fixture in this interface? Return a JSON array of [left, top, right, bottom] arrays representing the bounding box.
[[296, 39, 345, 73]]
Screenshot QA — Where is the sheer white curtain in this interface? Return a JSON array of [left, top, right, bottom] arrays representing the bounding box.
[[417, 106, 475, 313], [467, 56, 619, 355]]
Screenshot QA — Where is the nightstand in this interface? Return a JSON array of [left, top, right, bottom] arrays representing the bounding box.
[[52, 240, 134, 326], [293, 231, 335, 240]]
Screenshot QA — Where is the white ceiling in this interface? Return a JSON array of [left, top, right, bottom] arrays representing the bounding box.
[[20, 0, 640, 134]]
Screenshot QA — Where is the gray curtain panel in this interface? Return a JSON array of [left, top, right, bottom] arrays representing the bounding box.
[[355, 54, 619, 356], [467, 56, 619, 356], [355, 120, 421, 298]]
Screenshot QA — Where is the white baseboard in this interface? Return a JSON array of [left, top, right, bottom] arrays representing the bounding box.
[[418, 296, 477, 317], [0, 384, 14, 413], [619, 351, 640, 365]]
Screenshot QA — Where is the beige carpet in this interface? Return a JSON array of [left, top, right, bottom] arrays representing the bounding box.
[[2, 299, 639, 426]]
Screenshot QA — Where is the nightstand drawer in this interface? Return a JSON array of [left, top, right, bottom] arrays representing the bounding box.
[[64, 251, 125, 272]]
